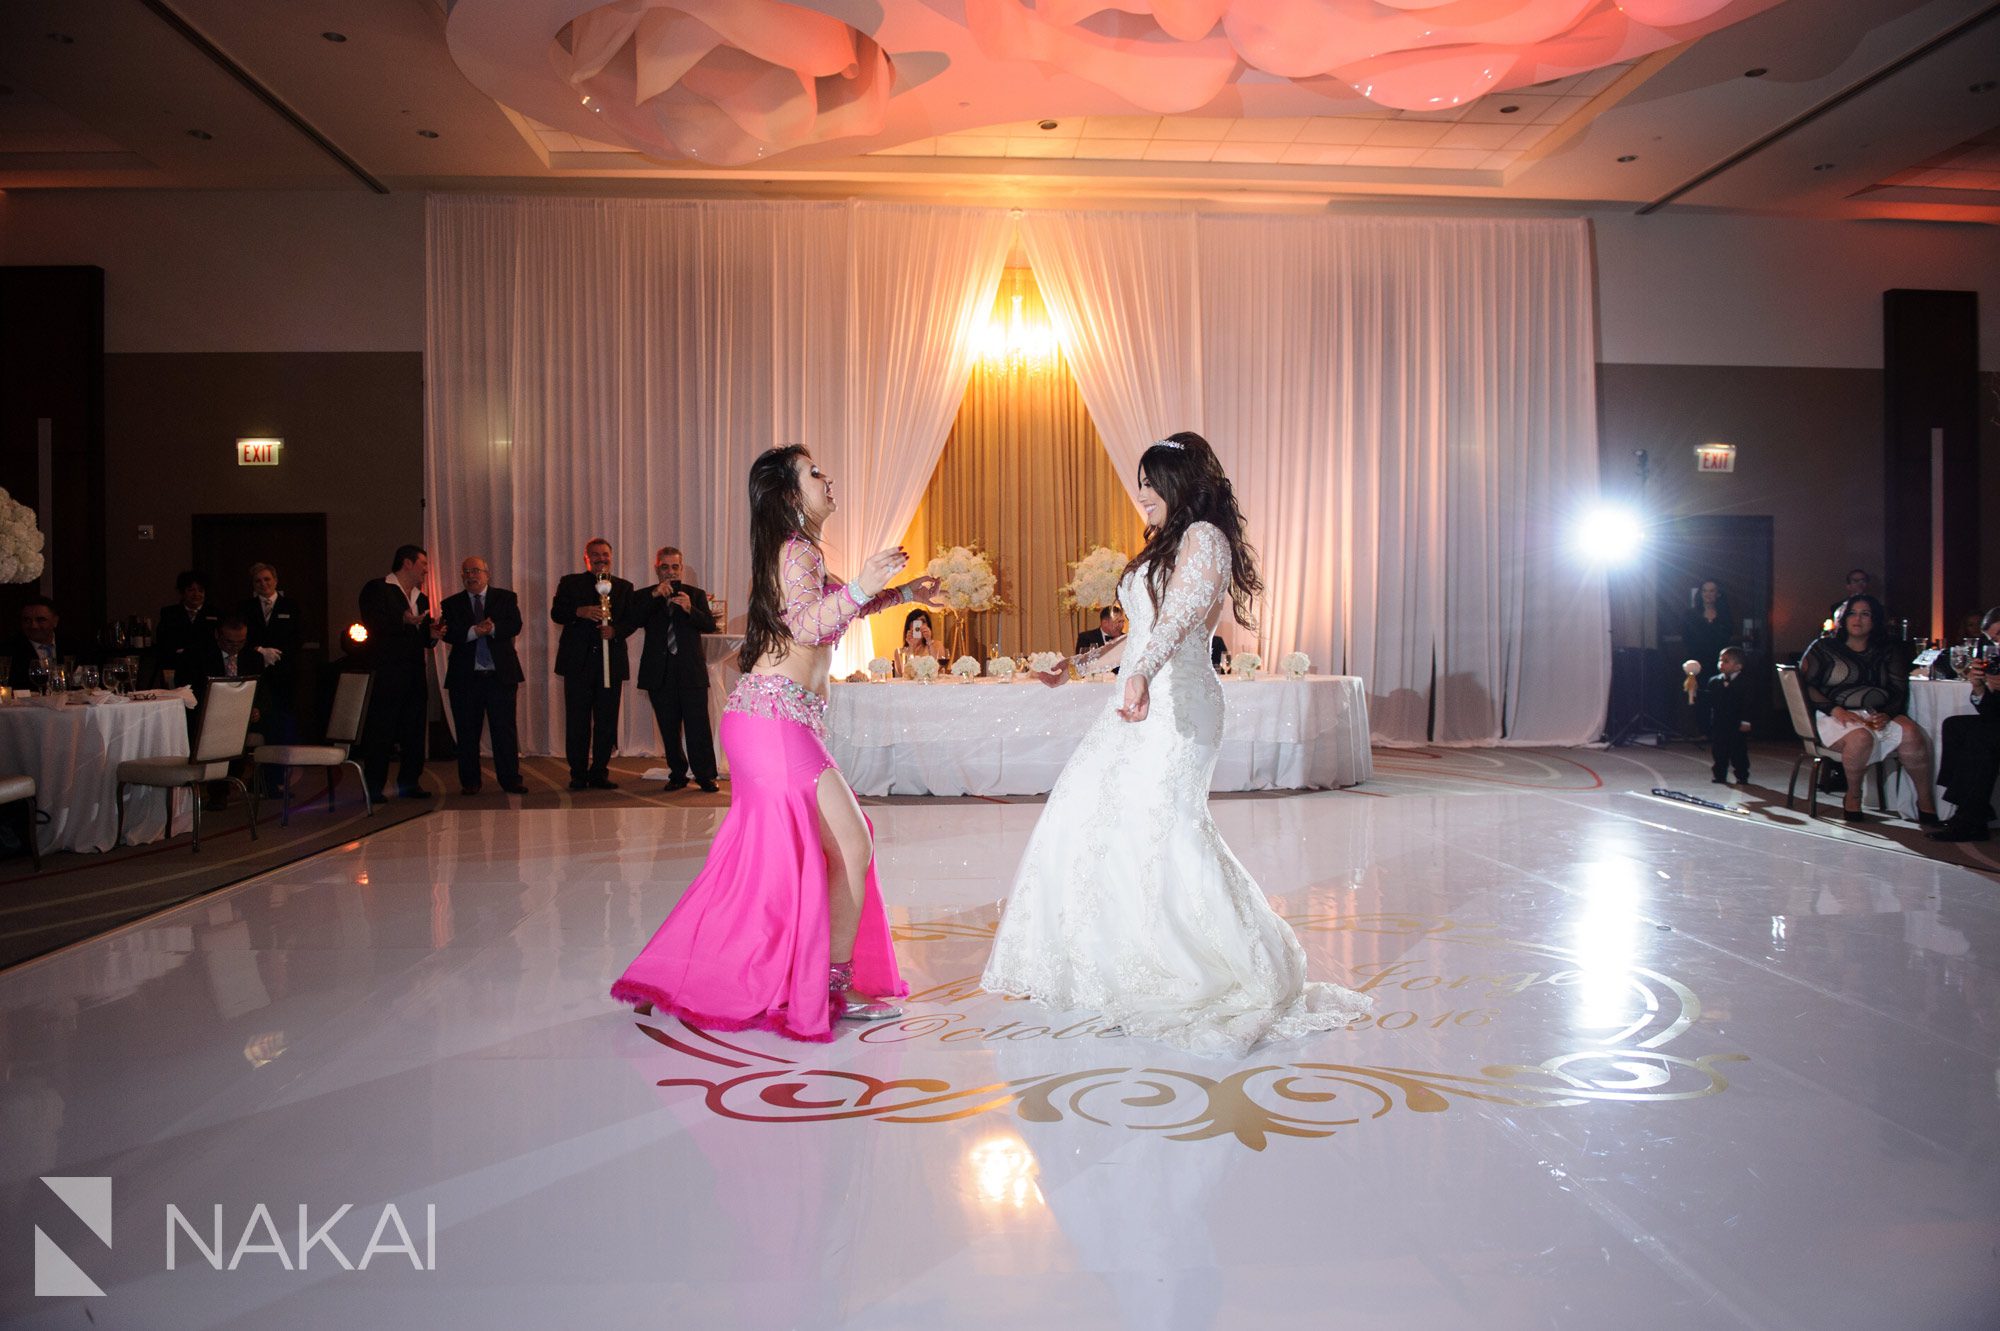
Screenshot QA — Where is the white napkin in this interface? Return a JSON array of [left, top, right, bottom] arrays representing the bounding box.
[[131, 687, 200, 710]]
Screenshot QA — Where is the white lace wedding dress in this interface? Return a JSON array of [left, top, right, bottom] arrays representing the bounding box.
[[981, 521, 1372, 1058]]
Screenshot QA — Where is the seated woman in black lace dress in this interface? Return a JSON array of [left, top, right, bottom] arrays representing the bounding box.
[[1798, 594, 1938, 824]]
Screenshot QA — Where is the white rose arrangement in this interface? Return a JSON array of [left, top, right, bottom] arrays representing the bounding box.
[[986, 656, 1016, 678], [1028, 650, 1064, 675], [1281, 651, 1310, 678], [1060, 545, 1127, 611], [950, 655, 981, 679], [867, 656, 894, 680], [925, 544, 1002, 612], [1231, 651, 1263, 677], [908, 655, 940, 681], [0, 488, 46, 585]]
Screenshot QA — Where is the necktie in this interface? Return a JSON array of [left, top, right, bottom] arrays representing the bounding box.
[[472, 594, 494, 670], [667, 588, 679, 655], [224, 654, 238, 678]]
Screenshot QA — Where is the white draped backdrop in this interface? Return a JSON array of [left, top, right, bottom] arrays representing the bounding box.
[[425, 196, 1608, 753]]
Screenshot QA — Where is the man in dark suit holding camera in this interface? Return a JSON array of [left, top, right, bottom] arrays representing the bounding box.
[[550, 537, 636, 791], [630, 545, 719, 792], [441, 556, 528, 796], [358, 544, 443, 802]]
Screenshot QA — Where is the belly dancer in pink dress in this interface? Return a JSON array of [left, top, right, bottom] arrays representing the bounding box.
[[612, 445, 944, 1041]]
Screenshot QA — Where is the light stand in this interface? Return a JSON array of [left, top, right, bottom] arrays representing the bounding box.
[[1606, 449, 1679, 748]]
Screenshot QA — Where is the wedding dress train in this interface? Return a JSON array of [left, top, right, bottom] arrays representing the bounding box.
[[981, 522, 1371, 1058]]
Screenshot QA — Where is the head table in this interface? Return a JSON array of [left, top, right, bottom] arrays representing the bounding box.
[[0, 694, 193, 853], [826, 674, 1372, 798]]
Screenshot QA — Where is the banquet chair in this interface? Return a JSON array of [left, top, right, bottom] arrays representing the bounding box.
[[1776, 665, 1899, 817], [252, 670, 373, 827], [0, 774, 40, 871], [115, 677, 260, 852]]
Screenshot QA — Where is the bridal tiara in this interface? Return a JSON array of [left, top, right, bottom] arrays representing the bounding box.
[[1152, 438, 1185, 451]]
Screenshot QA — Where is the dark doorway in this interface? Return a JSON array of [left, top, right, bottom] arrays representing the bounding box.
[[1651, 514, 1779, 736], [191, 513, 330, 735]]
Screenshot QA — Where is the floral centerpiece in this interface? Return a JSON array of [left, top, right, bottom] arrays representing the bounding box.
[[867, 656, 894, 680], [1060, 544, 1127, 611], [1281, 651, 1310, 679], [0, 488, 46, 585], [950, 655, 981, 679], [926, 543, 1004, 659], [1231, 651, 1263, 677], [908, 654, 940, 681], [1028, 650, 1064, 676], [986, 655, 1016, 678]]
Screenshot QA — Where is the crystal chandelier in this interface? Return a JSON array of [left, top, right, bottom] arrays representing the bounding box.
[[977, 272, 1057, 375]]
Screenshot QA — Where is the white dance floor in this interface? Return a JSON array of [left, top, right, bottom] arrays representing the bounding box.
[[4, 789, 1998, 1329]]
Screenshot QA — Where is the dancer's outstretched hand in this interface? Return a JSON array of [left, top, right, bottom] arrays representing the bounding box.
[[1117, 673, 1149, 722], [902, 575, 945, 606], [1035, 663, 1068, 688], [855, 547, 909, 598]]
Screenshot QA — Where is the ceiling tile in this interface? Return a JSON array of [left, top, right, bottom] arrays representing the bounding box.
[[1152, 117, 1233, 142], [1280, 143, 1356, 166], [1296, 118, 1383, 146], [1005, 136, 1075, 158], [1438, 122, 1517, 150], [1346, 145, 1425, 167], [1141, 139, 1220, 161], [1534, 96, 1595, 125], [1080, 115, 1160, 140], [1462, 94, 1556, 124], [1506, 124, 1557, 150], [1073, 138, 1148, 160], [1415, 147, 1492, 170], [935, 136, 1007, 158], [1366, 121, 1451, 147], [1212, 143, 1280, 163], [1223, 117, 1308, 143], [869, 138, 935, 155]]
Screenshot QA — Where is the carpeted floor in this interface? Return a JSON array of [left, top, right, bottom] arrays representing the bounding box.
[[2, 738, 1988, 974]]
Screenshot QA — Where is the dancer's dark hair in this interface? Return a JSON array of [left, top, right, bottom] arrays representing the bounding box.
[[739, 445, 811, 673], [1127, 431, 1261, 630]]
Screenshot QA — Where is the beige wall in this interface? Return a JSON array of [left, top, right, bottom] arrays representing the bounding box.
[[103, 352, 423, 633]]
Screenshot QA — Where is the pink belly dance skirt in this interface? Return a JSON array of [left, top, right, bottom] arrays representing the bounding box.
[[610, 673, 906, 1042]]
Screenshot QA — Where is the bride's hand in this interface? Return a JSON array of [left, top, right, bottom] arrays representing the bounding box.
[[902, 574, 945, 606], [1117, 673, 1149, 721], [853, 547, 909, 599]]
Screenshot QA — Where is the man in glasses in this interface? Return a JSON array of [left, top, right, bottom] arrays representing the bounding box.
[[631, 545, 719, 792]]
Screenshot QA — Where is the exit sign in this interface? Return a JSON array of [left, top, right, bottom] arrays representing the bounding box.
[[1695, 443, 1735, 473], [237, 437, 282, 466]]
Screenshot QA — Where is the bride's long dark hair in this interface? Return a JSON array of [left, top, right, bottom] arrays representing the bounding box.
[[738, 444, 811, 673], [1126, 431, 1261, 630]]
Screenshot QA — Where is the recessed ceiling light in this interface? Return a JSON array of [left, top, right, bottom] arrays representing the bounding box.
[[1038, 119, 1059, 131], [46, 32, 74, 44], [187, 129, 213, 141], [417, 129, 439, 139], [1743, 67, 1768, 78], [1499, 105, 1520, 114], [321, 31, 347, 43], [1617, 154, 1637, 163], [1813, 162, 1836, 171], [1971, 80, 1997, 93]]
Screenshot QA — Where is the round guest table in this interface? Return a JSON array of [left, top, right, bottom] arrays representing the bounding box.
[[1889, 679, 1979, 821], [0, 695, 193, 853], [826, 673, 1371, 797]]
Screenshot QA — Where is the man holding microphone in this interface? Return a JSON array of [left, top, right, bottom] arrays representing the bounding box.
[[1930, 607, 2000, 843], [550, 538, 635, 791]]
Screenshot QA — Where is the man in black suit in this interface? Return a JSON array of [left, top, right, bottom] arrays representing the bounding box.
[[358, 544, 443, 801], [1930, 607, 2000, 844], [629, 545, 719, 792], [186, 616, 267, 808], [550, 537, 636, 791], [1074, 604, 1125, 655], [6, 595, 78, 689], [238, 562, 303, 749], [441, 556, 528, 796], [155, 570, 218, 688]]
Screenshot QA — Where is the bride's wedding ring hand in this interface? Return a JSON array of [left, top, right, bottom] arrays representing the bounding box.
[[1117, 674, 1150, 721]]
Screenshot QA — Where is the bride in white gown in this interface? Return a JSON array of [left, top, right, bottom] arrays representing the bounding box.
[[981, 432, 1371, 1058]]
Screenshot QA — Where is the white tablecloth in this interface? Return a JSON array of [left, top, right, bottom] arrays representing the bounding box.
[[0, 697, 193, 853], [826, 674, 1372, 797], [1891, 680, 1978, 820]]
